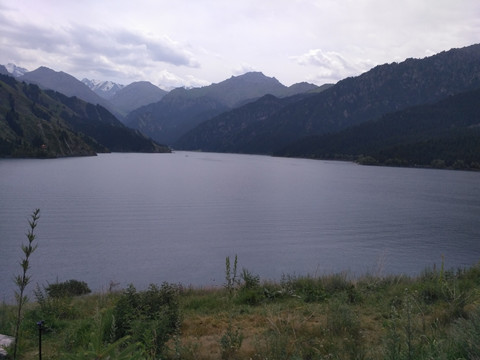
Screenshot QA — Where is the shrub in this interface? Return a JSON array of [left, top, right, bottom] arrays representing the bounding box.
[[281, 275, 326, 303], [220, 319, 243, 360], [112, 282, 180, 358], [46, 279, 91, 298], [236, 268, 264, 305], [33, 284, 78, 328]]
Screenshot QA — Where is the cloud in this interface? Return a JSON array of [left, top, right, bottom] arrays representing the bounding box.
[[232, 63, 258, 76], [293, 49, 374, 83], [0, 13, 199, 82]]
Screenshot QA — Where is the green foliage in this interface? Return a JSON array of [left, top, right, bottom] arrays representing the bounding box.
[[45, 279, 91, 298], [220, 319, 243, 360], [112, 282, 180, 358], [0, 301, 14, 335], [235, 268, 264, 306], [32, 284, 79, 331], [62, 308, 145, 360], [446, 306, 480, 359], [6, 255, 480, 360]]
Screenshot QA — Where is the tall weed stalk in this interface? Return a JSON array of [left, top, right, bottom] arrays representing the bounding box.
[[13, 208, 40, 360], [224, 255, 239, 297]]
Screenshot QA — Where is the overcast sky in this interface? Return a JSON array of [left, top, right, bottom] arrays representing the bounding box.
[[1, 0, 479, 89]]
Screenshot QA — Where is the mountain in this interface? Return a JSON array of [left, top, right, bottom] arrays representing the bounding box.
[[275, 87, 480, 169], [283, 82, 329, 96], [0, 74, 169, 157], [174, 92, 318, 152], [82, 78, 124, 99], [175, 44, 480, 155], [5, 63, 28, 77], [174, 71, 303, 107], [110, 81, 168, 118], [0, 65, 8, 76], [125, 72, 318, 144], [126, 90, 229, 145], [19, 67, 119, 116]]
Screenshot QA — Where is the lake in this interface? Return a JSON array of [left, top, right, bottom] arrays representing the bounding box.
[[1, 152, 479, 301]]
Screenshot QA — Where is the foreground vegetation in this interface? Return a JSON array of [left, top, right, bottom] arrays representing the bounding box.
[[1, 256, 480, 360]]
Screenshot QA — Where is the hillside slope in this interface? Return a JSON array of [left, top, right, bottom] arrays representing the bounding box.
[[0, 74, 169, 157], [19, 67, 120, 117], [275, 88, 480, 169]]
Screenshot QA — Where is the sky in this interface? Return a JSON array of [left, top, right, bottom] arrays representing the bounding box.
[[0, 0, 479, 90]]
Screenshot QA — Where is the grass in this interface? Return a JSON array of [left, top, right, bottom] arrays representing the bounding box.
[[1, 261, 480, 359]]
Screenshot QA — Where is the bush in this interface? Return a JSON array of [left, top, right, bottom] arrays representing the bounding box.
[[112, 282, 180, 357], [46, 279, 91, 298], [281, 275, 326, 303], [235, 269, 264, 305]]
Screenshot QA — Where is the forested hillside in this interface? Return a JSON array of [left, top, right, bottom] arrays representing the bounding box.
[[0, 74, 169, 157], [275, 88, 480, 169]]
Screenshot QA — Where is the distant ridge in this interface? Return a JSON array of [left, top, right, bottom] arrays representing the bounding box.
[[110, 81, 168, 118], [20, 67, 119, 117], [125, 71, 319, 144]]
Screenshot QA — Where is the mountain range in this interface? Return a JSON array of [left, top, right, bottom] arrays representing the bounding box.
[[2, 43, 479, 168], [124, 72, 321, 144], [0, 73, 169, 157], [174, 43, 480, 169]]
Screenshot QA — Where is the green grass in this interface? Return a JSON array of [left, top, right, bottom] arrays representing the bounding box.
[[2, 261, 480, 359]]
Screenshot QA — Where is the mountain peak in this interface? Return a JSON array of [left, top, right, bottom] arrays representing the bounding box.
[[5, 63, 28, 77], [229, 71, 280, 84], [82, 78, 124, 99]]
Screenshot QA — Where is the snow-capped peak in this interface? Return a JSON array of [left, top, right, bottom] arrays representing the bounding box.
[[82, 78, 124, 99], [5, 63, 28, 77]]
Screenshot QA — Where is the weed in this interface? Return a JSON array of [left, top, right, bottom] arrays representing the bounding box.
[[12, 208, 40, 360], [224, 255, 239, 298], [220, 317, 243, 360]]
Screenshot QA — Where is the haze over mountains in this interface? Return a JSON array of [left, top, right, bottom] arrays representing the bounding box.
[[2, 43, 480, 168]]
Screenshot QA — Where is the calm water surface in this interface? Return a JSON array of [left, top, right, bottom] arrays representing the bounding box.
[[1, 152, 479, 301]]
